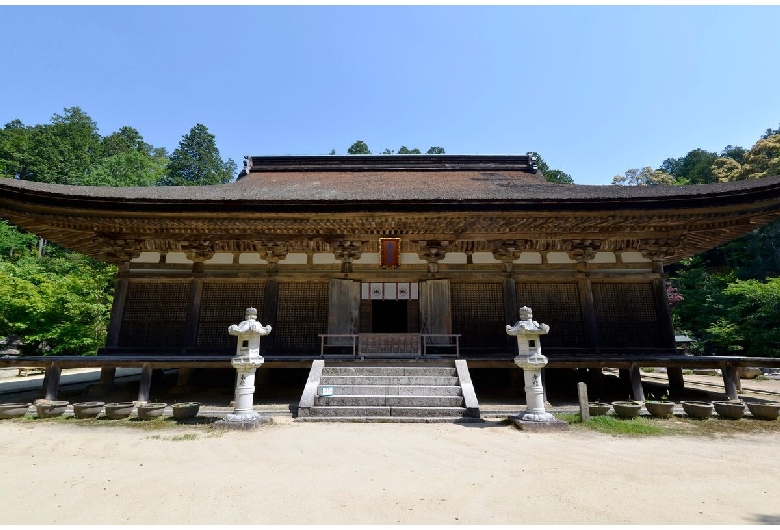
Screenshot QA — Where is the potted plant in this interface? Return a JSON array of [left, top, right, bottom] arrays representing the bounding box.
[[73, 402, 105, 419], [713, 400, 746, 420], [0, 402, 31, 419], [138, 402, 167, 421], [645, 393, 675, 419], [611, 400, 642, 419], [35, 400, 69, 418], [681, 401, 714, 419], [105, 402, 135, 420], [746, 401, 780, 421], [172, 402, 200, 420]]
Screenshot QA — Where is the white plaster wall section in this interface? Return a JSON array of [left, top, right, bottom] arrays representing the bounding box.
[[401, 252, 426, 264], [280, 253, 308, 265], [591, 252, 617, 264], [313, 253, 341, 264], [471, 252, 501, 264], [165, 252, 192, 264], [353, 252, 380, 264], [207, 253, 234, 265], [238, 253, 267, 265], [132, 252, 160, 264], [620, 251, 652, 263], [514, 252, 543, 264], [545, 252, 576, 264], [439, 252, 468, 264]]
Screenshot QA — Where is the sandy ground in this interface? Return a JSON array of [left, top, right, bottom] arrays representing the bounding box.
[[2, 367, 780, 525], [1, 418, 779, 525]]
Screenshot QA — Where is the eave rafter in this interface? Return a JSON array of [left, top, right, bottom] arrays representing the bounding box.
[[2, 194, 780, 266]]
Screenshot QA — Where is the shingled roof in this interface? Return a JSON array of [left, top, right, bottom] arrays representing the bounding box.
[[2, 155, 780, 265], [1, 154, 780, 211]]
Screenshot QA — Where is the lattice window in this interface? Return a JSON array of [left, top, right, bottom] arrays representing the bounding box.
[[451, 282, 506, 348], [119, 282, 189, 348], [274, 282, 329, 350], [592, 282, 661, 348], [515, 283, 584, 348], [196, 282, 266, 348]]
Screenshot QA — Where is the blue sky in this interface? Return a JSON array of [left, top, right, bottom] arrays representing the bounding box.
[[2, 6, 779, 185]]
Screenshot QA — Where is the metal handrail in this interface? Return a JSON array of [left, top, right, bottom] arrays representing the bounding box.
[[421, 334, 461, 358], [318, 334, 358, 359]]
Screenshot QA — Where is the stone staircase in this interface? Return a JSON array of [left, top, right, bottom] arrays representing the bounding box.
[[296, 360, 480, 423]]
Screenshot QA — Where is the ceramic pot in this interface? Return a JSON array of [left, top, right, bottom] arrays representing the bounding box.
[[172, 402, 200, 420], [138, 403, 167, 421], [0, 403, 31, 419], [612, 401, 642, 419], [36, 401, 69, 418], [746, 402, 780, 421], [681, 401, 713, 419], [713, 401, 746, 420], [73, 402, 104, 419], [105, 402, 135, 420], [645, 401, 675, 419]]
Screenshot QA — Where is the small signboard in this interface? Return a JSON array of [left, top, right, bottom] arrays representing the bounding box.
[[319, 386, 334, 397]]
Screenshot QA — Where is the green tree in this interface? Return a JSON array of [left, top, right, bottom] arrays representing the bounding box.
[[160, 124, 236, 186], [397, 146, 421, 154], [347, 140, 371, 155], [530, 152, 574, 184], [712, 133, 780, 182], [612, 167, 675, 186], [659, 148, 719, 185], [426, 146, 446, 154], [29, 107, 103, 185]]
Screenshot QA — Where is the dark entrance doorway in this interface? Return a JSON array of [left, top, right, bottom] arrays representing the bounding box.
[[372, 300, 408, 333]]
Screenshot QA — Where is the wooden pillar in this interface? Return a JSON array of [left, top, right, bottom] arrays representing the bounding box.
[[177, 367, 192, 386], [629, 362, 645, 401], [99, 367, 116, 388], [721, 362, 738, 400], [184, 278, 204, 348], [263, 279, 279, 349], [667, 367, 685, 396], [734, 367, 743, 393], [106, 273, 129, 348], [577, 275, 599, 352], [619, 369, 631, 394], [137, 362, 153, 403], [419, 279, 452, 344], [328, 279, 360, 345], [503, 278, 518, 352], [651, 261, 676, 350], [43, 362, 62, 401]]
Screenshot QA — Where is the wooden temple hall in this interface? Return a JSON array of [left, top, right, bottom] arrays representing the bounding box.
[[3, 154, 780, 410]]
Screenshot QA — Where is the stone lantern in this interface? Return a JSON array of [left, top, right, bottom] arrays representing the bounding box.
[[506, 306, 556, 423], [225, 307, 272, 423]]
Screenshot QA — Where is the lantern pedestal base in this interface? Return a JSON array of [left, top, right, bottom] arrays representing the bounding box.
[[510, 416, 570, 432]]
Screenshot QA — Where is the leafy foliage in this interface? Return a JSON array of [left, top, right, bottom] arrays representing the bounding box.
[[160, 124, 236, 186], [347, 140, 371, 155], [612, 167, 675, 186], [531, 152, 574, 184], [0, 221, 115, 355]]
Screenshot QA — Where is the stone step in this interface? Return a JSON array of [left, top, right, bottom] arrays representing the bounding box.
[[321, 367, 456, 377], [313, 395, 465, 407], [296, 416, 483, 424], [319, 385, 463, 396], [319, 375, 459, 386], [298, 405, 469, 418]]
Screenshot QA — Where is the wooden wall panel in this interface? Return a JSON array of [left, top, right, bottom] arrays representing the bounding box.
[[274, 281, 329, 350], [196, 282, 265, 348], [118, 282, 189, 348], [515, 283, 584, 348], [451, 282, 505, 349], [592, 282, 662, 348]]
